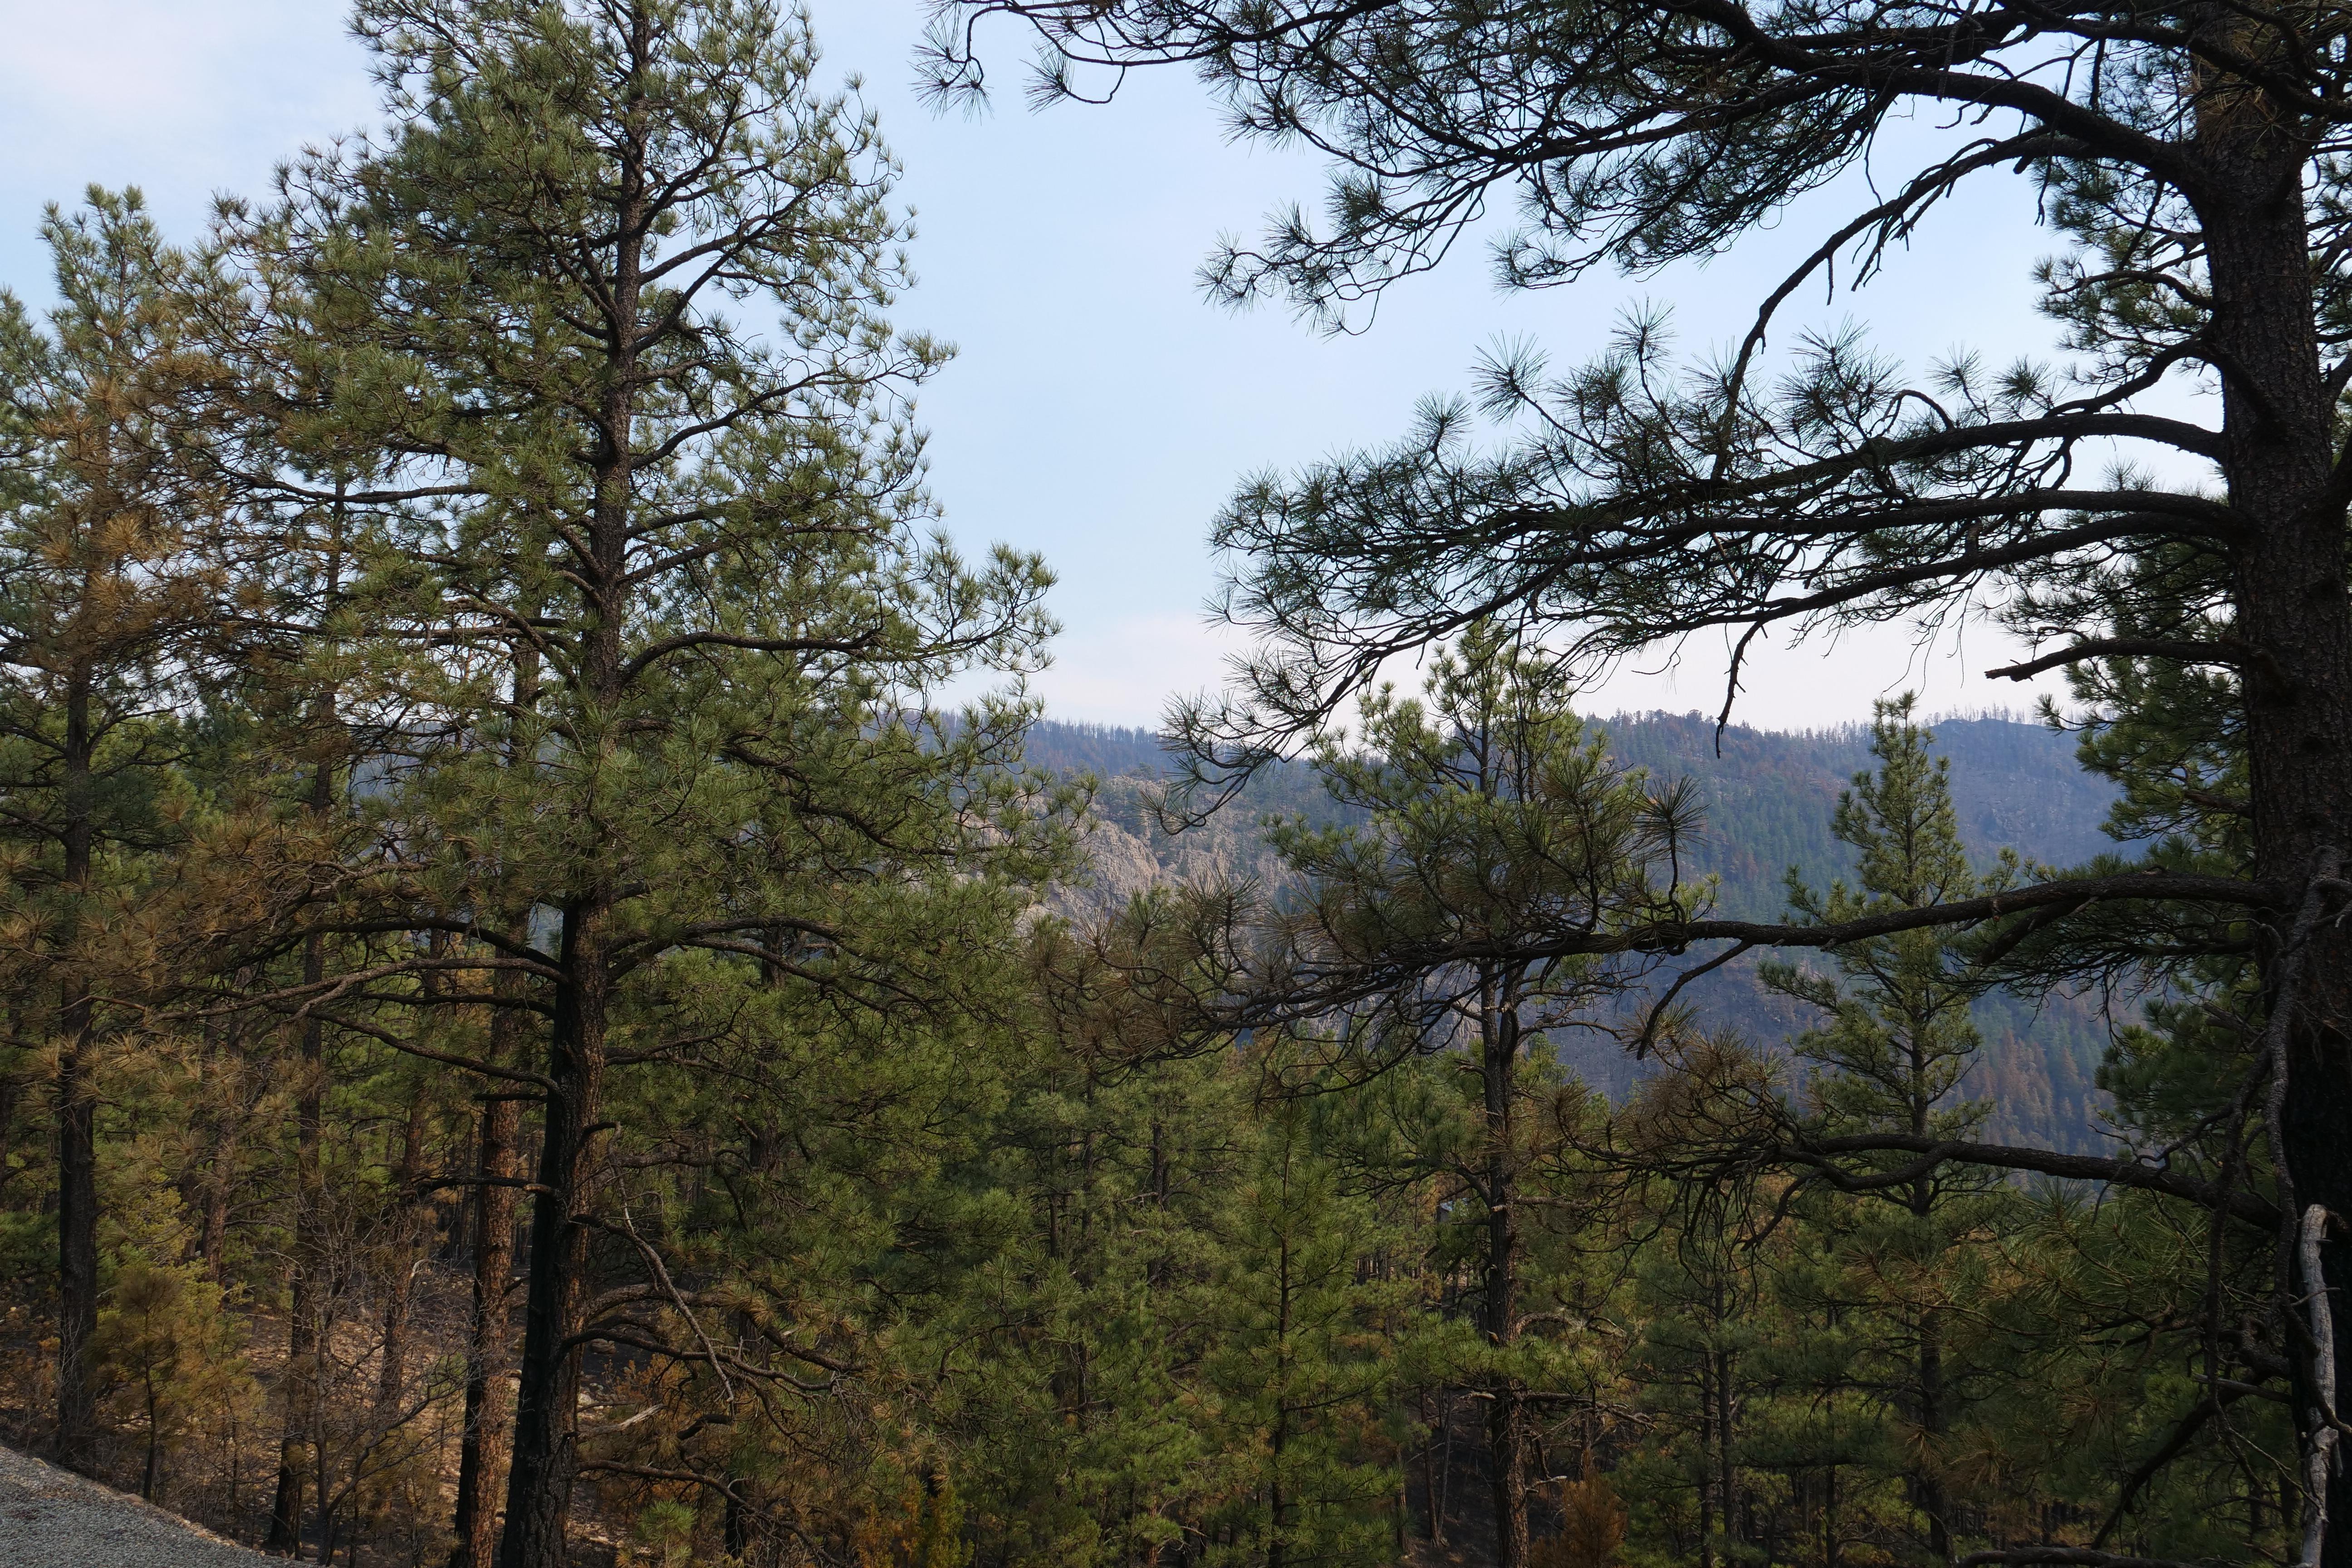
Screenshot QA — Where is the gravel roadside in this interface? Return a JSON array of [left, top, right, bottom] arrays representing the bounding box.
[[0, 1443, 280, 1567]]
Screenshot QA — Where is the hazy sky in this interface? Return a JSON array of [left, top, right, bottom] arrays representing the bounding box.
[[0, 0, 2110, 730]]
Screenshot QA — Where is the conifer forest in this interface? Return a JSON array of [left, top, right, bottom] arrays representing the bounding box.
[[5, 3, 2352, 1567]]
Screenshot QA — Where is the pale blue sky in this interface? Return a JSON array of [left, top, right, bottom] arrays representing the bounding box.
[[0, 0, 2109, 728]]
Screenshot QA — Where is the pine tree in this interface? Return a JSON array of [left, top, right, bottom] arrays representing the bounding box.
[[930, 943, 1236, 1568], [1621, 1198, 1769, 1568], [220, 3, 1071, 1560], [1761, 697, 2019, 1563], [179, 237, 415, 1560], [935, 5, 2352, 1546], [1258, 621, 1698, 1567], [1200, 1092, 1406, 1568], [0, 190, 229, 1472]]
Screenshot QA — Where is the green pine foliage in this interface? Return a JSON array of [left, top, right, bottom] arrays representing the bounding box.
[[0, 5, 2300, 1568], [1022, 713, 2121, 1155]]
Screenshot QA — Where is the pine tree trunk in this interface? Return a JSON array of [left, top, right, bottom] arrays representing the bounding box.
[[1697, 1357, 1715, 1568], [497, 57, 648, 1560], [495, 900, 612, 1568], [1715, 1346, 1738, 1565], [1825, 1464, 1841, 1568], [2192, 73, 2352, 1568], [270, 695, 342, 1557], [723, 1486, 748, 1560], [55, 1002, 98, 1472], [1433, 1392, 1452, 1546], [54, 680, 98, 1474], [1487, 1396, 1529, 1568], [452, 630, 540, 1568], [1481, 981, 1528, 1568], [450, 1078, 522, 1568], [1917, 1302, 1950, 1560], [1269, 1204, 1294, 1568], [142, 1379, 161, 1500], [373, 1098, 429, 1422], [268, 942, 328, 1558]]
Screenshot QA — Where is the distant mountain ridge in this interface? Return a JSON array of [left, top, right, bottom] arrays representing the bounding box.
[[1023, 709, 2118, 885], [1025, 710, 2126, 1151]]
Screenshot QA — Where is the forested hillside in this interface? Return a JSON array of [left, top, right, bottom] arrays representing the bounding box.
[[1593, 713, 2118, 913], [1034, 713, 2121, 1147], [1029, 708, 2120, 906]]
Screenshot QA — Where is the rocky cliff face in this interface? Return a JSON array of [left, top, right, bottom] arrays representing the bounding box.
[[1028, 713, 2127, 1151], [1031, 710, 2119, 910], [1047, 774, 1302, 920]]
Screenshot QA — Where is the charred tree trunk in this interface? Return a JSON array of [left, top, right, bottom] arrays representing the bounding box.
[[54, 680, 98, 1474], [267, 931, 328, 1558], [450, 1040, 525, 1568], [372, 1096, 429, 1424], [493, 897, 612, 1568], [54, 997, 98, 1472], [269, 527, 345, 1557], [1480, 977, 1529, 1568]]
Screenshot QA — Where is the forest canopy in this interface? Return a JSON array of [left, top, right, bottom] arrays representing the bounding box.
[[0, 3, 2344, 1568]]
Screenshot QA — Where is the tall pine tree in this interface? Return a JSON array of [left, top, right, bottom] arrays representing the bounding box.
[[229, 4, 1071, 1560], [0, 191, 229, 1471]]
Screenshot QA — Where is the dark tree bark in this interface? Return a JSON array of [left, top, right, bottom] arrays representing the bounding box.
[[269, 740, 338, 1557], [449, 1058, 524, 1568], [266, 935, 328, 1558], [495, 898, 613, 1568], [1480, 979, 1529, 1568], [372, 1095, 430, 1423], [54, 1006, 98, 1473], [2190, 54, 2352, 1559], [54, 679, 99, 1475]]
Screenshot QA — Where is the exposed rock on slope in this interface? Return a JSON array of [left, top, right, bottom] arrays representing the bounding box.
[[1028, 713, 2127, 1151]]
